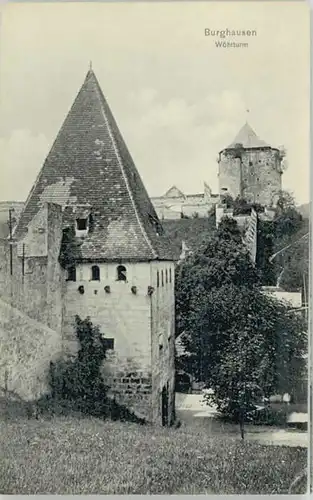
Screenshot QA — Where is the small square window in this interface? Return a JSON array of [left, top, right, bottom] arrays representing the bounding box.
[[67, 266, 76, 282], [76, 218, 87, 230]]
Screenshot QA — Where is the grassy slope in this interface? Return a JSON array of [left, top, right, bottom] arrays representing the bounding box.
[[162, 216, 216, 256], [0, 417, 307, 495]]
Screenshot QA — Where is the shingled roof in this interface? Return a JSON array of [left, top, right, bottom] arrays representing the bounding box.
[[14, 69, 174, 261], [223, 122, 272, 150]]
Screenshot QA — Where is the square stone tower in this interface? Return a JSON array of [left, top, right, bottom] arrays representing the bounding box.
[[13, 69, 176, 425]]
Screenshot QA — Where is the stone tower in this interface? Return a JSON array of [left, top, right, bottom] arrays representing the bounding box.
[[218, 122, 283, 206], [11, 69, 176, 425]]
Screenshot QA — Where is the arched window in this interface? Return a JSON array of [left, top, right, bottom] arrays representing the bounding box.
[[117, 265, 127, 282], [169, 268, 172, 283], [67, 266, 76, 282], [157, 270, 160, 288], [161, 270, 164, 287], [165, 269, 168, 284], [91, 265, 100, 281]]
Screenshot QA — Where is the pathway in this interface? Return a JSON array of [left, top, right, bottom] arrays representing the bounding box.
[[176, 393, 308, 448]]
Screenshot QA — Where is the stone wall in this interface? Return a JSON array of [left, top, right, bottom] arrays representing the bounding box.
[[62, 260, 175, 424], [0, 203, 64, 401], [218, 155, 242, 199], [150, 261, 176, 425], [240, 149, 282, 206], [0, 205, 176, 423], [218, 148, 282, 206], [0, 298, 62, 401], [152, 193, 219, 220]]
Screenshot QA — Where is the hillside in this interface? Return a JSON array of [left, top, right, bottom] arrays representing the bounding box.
[[162, 216, 216, 256], [0, 417, 306, 494]]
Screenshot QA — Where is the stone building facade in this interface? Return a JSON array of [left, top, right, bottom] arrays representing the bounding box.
[[0, 69, 176, 425], [151, 184, 220, 220], [218, 122, 284, 206]]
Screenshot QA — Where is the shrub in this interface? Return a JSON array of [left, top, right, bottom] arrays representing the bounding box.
[[35, 316, 147, 425]]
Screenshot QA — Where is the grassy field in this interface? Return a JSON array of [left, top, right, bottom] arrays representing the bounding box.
[[0, 416, 307, 494]]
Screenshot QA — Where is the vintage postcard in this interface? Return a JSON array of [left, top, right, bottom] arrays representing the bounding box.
[[0, 0, 310, 495]]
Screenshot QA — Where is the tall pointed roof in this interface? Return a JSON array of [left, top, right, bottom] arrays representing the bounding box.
[[14, 69, 174, 261], [224, 122, 271, 150]]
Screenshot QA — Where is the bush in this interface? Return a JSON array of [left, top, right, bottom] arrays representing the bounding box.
[[248, 406, 288, 426], [34, 316, 147, 425], [47, 316, 109, 417]]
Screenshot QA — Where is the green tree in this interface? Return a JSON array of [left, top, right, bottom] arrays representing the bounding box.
[[255, 191, 308, 287], [275, 190, 296, 214], [175, 218, 307, 435], [232, 196, 264, 216], [278, 235, 309, 296], [50, 316, 109, 416]]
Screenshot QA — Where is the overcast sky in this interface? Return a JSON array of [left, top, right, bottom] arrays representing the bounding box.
[[0, 1, 310, 204]]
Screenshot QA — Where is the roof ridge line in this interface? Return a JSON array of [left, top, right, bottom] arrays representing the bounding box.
[[94, 81, 158, 260]]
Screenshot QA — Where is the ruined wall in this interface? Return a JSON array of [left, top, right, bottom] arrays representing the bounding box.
[[152, 194, 219, 220], [150, 261, 176, 426]]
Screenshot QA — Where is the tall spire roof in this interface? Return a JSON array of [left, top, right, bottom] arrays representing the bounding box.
[[14, 69, 173, 261], [224, 122, 271, 150]]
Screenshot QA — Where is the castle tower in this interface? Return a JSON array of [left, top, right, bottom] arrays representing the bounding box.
[[13, 69, 176, 425], [217, 122, 283, 206]]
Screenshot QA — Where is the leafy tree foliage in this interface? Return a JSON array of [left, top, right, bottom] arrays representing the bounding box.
[[175, 218, 307, 424], [256, 191, 308, 289], [279, 235, 309, 295], [49, 316, 109, 416]]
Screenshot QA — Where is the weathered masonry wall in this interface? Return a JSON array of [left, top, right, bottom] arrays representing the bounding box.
[[62, 259, 176, 424], [150, 261, 176, 426], [0, 203, 64, 401], [62, 261, 153, 420], [0, 202, 176, 423], [152, 193, 219, 220], [0, 298, 62, 402], [218, 156, 242, 200], [218, 148, 282, 206]]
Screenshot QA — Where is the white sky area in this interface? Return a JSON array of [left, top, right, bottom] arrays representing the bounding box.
[[0, 2, 310, 204]]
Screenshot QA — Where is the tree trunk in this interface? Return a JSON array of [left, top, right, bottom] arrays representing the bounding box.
[[239, 408, 245, 439]]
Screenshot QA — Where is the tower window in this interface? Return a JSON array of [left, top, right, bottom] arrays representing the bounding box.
[[161, 270, 164, 286], [169, 268, 172, 283], [157, 270, 160, 287], [67, 266, 76, 282], [117, 265, 127, 282], [165, 269, 168, 284], [91, 265, 100, 281], [76, 218, 87, 231]]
